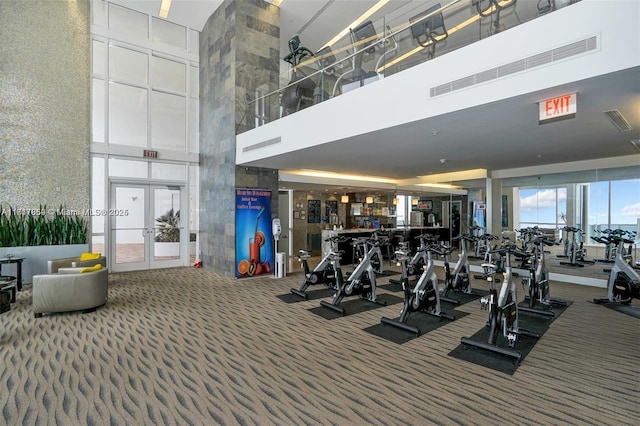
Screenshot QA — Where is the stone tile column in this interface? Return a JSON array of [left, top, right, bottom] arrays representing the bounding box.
[[200, 0, 279, 276]]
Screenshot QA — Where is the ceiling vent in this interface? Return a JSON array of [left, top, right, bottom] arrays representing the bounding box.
[[630, 140, 640, 153], [603, 109, 633, 132]]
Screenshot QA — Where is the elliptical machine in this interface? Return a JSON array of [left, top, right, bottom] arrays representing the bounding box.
[[594, 231, 640, 305], [381, 243, 455, 336], [320, 237, 387, 316], [281, 36, 316, 116], [290, 235, 347, 300], [460, 243, 540, 361]]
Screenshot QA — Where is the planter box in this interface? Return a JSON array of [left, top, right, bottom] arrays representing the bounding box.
[[154, 242, 179, 257], [0, 244, 89, 285]]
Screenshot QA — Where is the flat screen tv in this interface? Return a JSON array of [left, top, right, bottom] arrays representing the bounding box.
[[351, 20, 377, 48]]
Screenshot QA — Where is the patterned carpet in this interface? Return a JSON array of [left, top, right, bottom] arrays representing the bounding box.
[[1, 266, 638, 425]]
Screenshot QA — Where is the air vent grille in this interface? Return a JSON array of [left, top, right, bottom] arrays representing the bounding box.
[[430, 36, 597, 97], [604, 110, 633, 132]]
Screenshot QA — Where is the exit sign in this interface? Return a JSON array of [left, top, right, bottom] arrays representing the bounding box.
[[143, 150, 158, 158], [539, 93, 577, 124]]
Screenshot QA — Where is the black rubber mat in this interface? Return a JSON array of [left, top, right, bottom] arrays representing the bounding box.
[[449, 301, 572, 375], [309, 293, 403, 319], [378, 281, 405, 293], [364, 310, 469, 344], [439, 289, 489, 306], [592, 301, 640, 319], [276, 287, 335, 303]]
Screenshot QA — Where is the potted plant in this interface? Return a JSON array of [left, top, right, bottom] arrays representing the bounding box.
[[0, 205, 89, 284]]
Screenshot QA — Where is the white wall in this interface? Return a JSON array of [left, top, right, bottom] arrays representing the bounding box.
[[237, 0, 640, 164]]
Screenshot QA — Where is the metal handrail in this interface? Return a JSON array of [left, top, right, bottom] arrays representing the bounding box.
[[245, 0, 462, 109]]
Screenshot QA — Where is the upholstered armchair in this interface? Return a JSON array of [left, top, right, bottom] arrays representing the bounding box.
[[32, 266, 108, 318], [47, 255, 107, 274]]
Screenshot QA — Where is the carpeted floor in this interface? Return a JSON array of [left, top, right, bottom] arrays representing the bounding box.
[[1, 266, 638, 425]]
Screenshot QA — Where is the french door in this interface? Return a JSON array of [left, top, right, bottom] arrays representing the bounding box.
[[110, 183, 186, 272]]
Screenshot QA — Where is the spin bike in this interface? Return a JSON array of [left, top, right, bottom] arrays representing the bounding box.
[[558, 226, 595, 267], [468, 226, 486, 260], [290, 235, 348, 300], [473, 233, 501, 280], [381, 243, 454, 336], [370, 230, 393, 274], [388, 233, 438, 286], [460, 244, 540, 361], [521, 235, 569, 316], [351, 230, 389, 275], [591, 228, 617, 263], [320, 237, 387, 316], [594, 231, 640, 305], [441, 235, 482, 303]]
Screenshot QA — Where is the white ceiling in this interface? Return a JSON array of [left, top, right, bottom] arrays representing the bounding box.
[[112, 0, 640, 193]]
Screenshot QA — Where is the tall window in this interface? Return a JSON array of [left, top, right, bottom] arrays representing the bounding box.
[[589, 179, 640, 236], [519, 179, 640, 243], [90, 2, 199, 154], [90, 1, 200, 257], [518, 187, 566, 229]]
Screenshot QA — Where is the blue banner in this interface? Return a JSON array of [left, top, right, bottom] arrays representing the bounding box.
[[235, 189, 273, 278]]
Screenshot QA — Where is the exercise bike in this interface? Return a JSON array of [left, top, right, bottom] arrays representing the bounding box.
[[290, 235, 347, 300], [381, 243, 455, 336], [388, 233, 437, 286], [320, 237, 387, 316], [441, 235, 482, 303], [369, 230, 393, 274], [461, 244, 540, 361], [521, 235, 569, 316], [594, 231, 640, 305], [468, 226, 486, 260], [558, 226, 595, 267], [473, 233, 502, 280], [590, 227, 619, 263], [350, 230, 388, 274]]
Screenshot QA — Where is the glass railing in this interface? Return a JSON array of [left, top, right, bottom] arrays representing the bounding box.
[[238, 0, 581, 133]]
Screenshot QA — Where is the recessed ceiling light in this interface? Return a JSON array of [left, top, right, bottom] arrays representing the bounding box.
[[159, 0, 172, 19]]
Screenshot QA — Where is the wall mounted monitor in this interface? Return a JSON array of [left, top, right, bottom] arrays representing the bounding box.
[[410, 3, 444, 40]]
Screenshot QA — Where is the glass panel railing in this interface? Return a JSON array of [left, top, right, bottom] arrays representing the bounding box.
[[240, 0, 581, 132]]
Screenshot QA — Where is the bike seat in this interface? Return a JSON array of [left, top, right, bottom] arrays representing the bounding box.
[[298, 250, 311, 259]]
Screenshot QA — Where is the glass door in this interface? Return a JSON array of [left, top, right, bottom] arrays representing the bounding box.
[[110, 183, 185, 272], [150, 186, 183, 269]]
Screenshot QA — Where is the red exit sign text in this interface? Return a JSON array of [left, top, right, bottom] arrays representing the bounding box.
[[539, 93, 577, 124]]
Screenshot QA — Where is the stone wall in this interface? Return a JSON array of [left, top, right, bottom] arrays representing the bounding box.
[[199, 0, 279, 277], [0, 0, 90, 212]]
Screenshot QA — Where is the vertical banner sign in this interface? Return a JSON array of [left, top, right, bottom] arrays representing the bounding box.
[[472, 201, 486, 235], [235, 189, 273, 278]]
